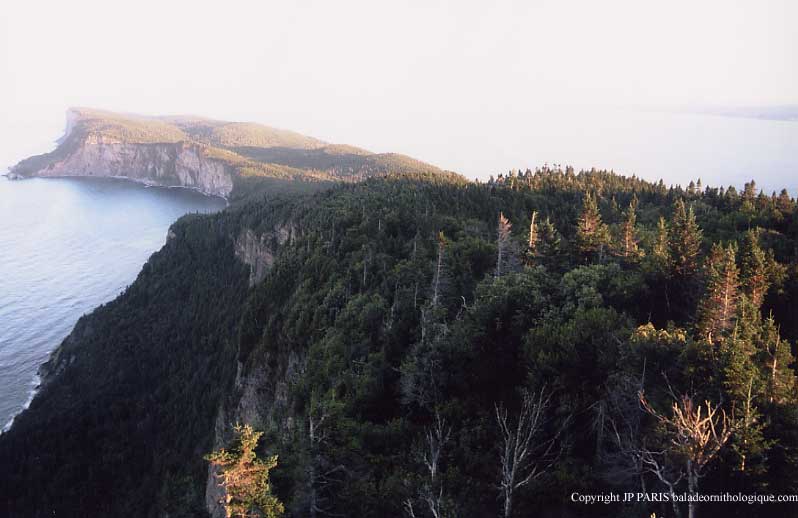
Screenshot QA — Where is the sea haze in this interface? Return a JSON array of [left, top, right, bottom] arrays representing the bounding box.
[[0, 177, 225, 430], [354, 107, 798, 195]]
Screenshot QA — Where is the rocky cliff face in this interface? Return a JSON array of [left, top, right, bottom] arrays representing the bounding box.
[[16, 134, 234, 198], [234, 224, 294, 286], [208, 221, 300, 516], [205, 351, 304, 518]]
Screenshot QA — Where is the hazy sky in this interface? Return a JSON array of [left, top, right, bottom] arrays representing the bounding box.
[[2, 0, 796, 179]]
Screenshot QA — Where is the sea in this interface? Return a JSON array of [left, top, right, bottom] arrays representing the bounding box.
[[0, 177, 225, 431]]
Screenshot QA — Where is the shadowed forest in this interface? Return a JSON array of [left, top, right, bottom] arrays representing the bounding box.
[[2, 167, 798, 518]]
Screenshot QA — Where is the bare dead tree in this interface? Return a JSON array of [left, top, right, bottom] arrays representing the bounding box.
[[638, 447, 684, 518], [405, 410, 453, 518], [431, 232, 447, 307], [423, 411, 451, 483], [403, 498, 418, 518], [528, 211, 538, 256], [638, 390, 736, 518], [602, 371, 649, 494], [494, 388, 559, 518], [306, 398, 347, 518]]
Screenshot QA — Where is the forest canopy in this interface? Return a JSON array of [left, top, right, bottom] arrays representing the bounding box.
[[1, 166, 797, 518]]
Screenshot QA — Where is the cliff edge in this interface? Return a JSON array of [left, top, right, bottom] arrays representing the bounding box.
[[9, 108, 453, 198]]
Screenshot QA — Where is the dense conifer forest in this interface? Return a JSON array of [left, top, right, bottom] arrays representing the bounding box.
[[2, 167, 798, 518]]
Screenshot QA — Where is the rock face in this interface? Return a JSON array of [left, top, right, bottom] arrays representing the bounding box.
[[208, 222, 298, 517], [234, 224, 294, 286], [205, 349, 305, 518], [18, 135, 234, 198]]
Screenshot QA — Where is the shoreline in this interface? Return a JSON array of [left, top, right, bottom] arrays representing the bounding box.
[[2, 172, 230, 204], [1, 374, 40, 435], [0, 174, 228, 434]]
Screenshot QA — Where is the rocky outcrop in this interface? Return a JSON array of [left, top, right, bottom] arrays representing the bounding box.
[[234, 224, 294, 286], [205, 350, 305, 518], [208, 221, 300, 517], [14, 134, 234, 198]]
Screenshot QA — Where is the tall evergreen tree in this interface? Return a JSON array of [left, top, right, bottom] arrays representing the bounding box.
[[697, 243, 740, 343], [757, 315, 796, 405], [668, 199, 702, 280], [576, 191, 610, 261], [537, 216, 561, 264], [496, 212, 518, 276], [668, 199, 703, 320], [740, 229, 770, 310], [206, 424, 284, 518], [616, 195, 642, 260], [652, 216, 670, 271]]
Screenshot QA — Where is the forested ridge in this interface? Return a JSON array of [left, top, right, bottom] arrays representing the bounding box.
[[1, 166, 798, 518]]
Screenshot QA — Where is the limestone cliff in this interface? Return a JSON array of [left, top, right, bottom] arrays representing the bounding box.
[[9, 108, 454, 200], [11, 121, 234, 197], [234, 223, 294, 286]]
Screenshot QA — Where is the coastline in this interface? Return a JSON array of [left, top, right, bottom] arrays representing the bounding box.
[[2, 172, 230, 204], [0, 174, 228, 435], [1, 375, 40, 434]]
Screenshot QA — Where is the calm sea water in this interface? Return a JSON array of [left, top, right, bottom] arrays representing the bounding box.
[[0, 177, 225, 431]]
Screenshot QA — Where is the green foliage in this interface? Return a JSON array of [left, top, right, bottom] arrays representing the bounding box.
[[2, 167, 798, 518], [576, 191, 611, 261], [206, 424, 284, 518]]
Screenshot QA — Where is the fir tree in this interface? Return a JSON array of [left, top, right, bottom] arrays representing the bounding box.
[[697, 243, 740, 343], [776, 188, 793, 213], [576, 191, 610, 261], [668, 199, 702, 280], [668, 199, 703, 320], [757, 315, 796, 404], [496, 212, 518, 276], [206, 424, 284, 518], [740, 229, 770, 310], [617, 195, 642, 260], [537, 216, 561, 262], [652, 216, 670, 271]]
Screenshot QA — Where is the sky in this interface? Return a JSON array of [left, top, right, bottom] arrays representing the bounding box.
[[1, 0, 796, 180]]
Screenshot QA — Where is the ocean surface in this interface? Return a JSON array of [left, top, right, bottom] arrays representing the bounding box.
[[0, 177, 226, 431]]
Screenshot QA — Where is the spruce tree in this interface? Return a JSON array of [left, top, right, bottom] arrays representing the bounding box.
[[496, 212, 518, 276], [668, 199, 702, 280], [206, 424, 284, 518], [576, 191, 610, 261], [668, 199, 703, 320], [697, 243, 740, 343], [757, 315, 796, 404], [740, 229, 769, 310], [617, 195, 642, 260], [537, 216, 561, 266], [652, 216, 670, 271]]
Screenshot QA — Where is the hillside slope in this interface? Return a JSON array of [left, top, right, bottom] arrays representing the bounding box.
[[1, 168, 798, 517], [9, 108, 453, 198]]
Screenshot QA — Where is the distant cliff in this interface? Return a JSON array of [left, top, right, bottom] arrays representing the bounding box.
[[14, 137, 234, 197], [9, 108, 453, 198]]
